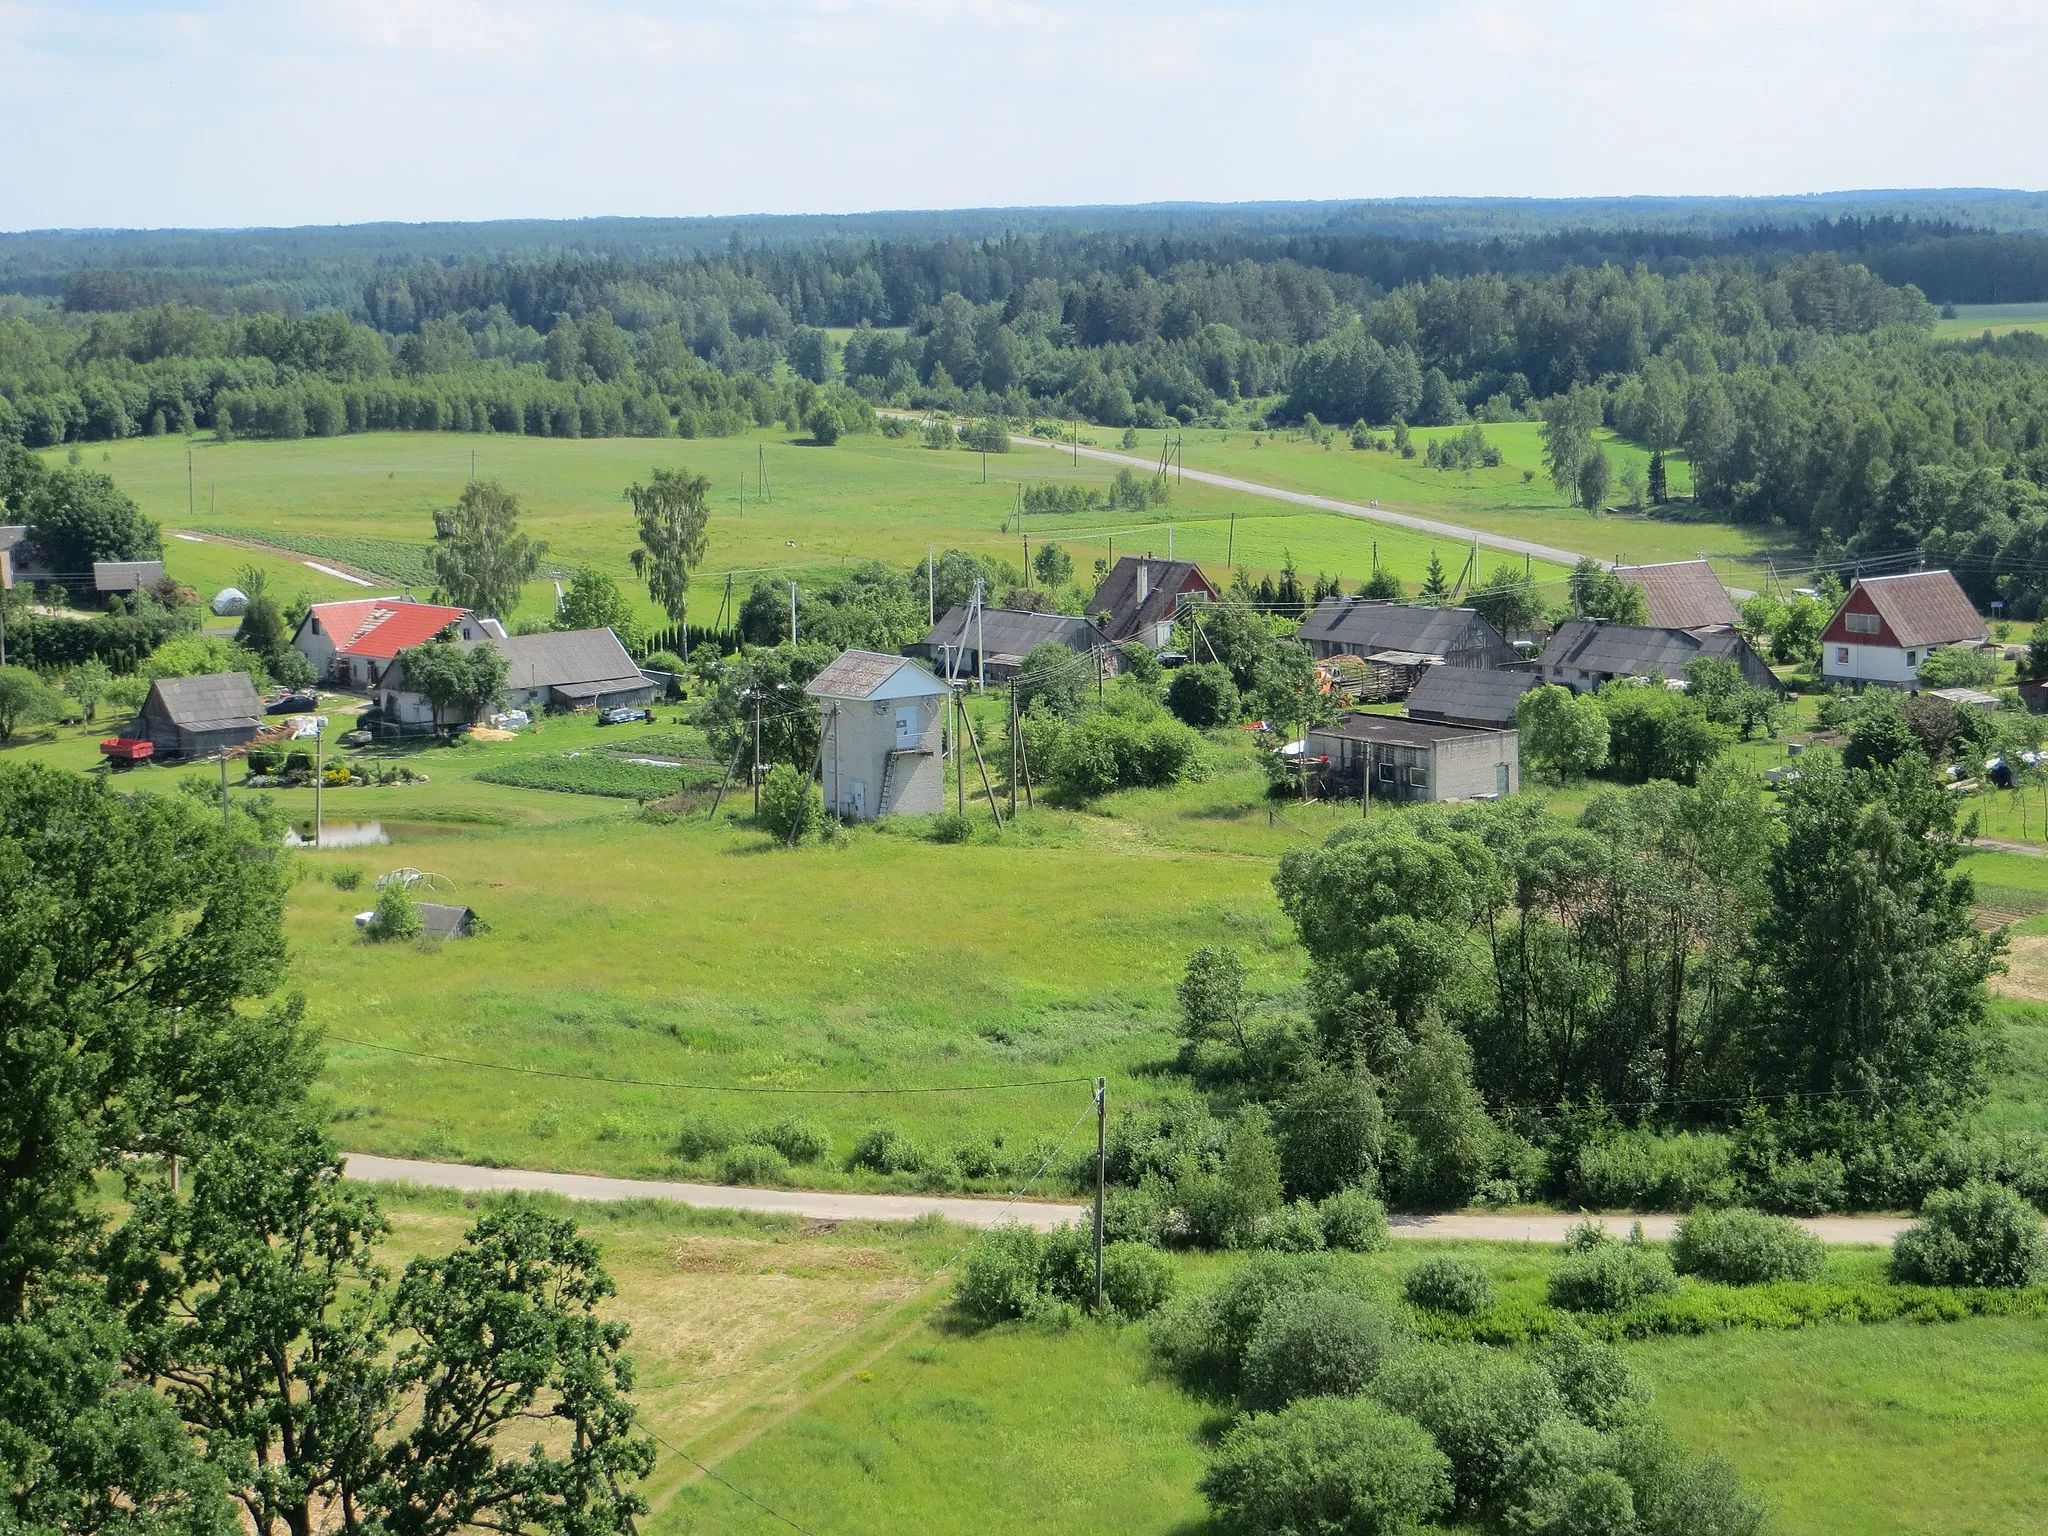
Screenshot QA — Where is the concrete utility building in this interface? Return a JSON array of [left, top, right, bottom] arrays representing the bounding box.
[[1088, 557, 1218, 646], [292, 598, 483, 688], [373, 627, 657, 730], [1611, 559, 1741, 631], [1307, 711, 1520, 802], [132, 671, 264, 759], [804, 649, 950, 821], [1539, 619, 1780, 694], [1296, 597, 1520, 670], [909, 606, 1116, 684], [1820, 570, 1987, 688]]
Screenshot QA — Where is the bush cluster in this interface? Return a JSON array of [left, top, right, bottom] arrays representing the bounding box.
[[1403, 1257, 1494, 1315], [954, 1222, 1175, 1324], [1547, 1232, 1679, 1314], [1892, 1181, 2048, 1289], [676, 1114, 833, 1169], [1043, 710, 1204, 799], [1671, 1208, 1826, 1285]]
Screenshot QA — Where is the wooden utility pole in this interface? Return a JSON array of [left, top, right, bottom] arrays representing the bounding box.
[[313, 719, 323, 849], [959, 701, 1004, 830], [219, 753, 230, 830], [1092, 1078, 1106, 1312], [1008, 683, 1019, 819], [954, 690, 965, 816], [753, 693, 763, 815]]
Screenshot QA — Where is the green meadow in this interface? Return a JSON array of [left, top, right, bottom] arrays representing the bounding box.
[[49, 428, 1578, 638], [1932, 301, 2048, 341]]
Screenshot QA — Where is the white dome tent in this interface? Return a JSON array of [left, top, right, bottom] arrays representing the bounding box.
[[211, 586, 248, 616]]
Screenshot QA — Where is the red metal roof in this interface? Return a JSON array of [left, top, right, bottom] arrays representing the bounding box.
[[310, 599, 468, 659]]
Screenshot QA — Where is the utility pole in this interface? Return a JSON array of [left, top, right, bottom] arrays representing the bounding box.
[[789, 580, 799, 646], [187, 448, 194, 522], [313, 718, 323, 849], [927, 544, 936, 626], [219, 753, 230, 830], [1227, 508, 1236, 567], [954, 690, 965, 816], [1092, 1077, 1106, 1313], [470, 449, 476, 482], [1009, 682, 1019, 820], [753, 692, 764, 815]]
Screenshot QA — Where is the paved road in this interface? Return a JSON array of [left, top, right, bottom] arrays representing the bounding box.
[[1009, 433, 1599, 569], [345, 1155, 1909, 1244]]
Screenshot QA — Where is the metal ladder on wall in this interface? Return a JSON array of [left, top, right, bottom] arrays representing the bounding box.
[[874, 750, 898, 818]]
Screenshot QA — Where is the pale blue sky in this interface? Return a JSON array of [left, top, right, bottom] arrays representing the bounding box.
[[2, 0, 2040, 230]]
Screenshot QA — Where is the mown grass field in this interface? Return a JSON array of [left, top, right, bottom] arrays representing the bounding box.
[[50, 428, 1579, 639], [1933, 301, 2048, 341]]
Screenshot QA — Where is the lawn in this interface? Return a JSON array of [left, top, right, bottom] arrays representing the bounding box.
[[49, 429, 1576, 639]]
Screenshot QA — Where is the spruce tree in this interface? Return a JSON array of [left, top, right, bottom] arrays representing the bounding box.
[[1648, 449, 1668, 505], [1419, 552, 1452, 604]]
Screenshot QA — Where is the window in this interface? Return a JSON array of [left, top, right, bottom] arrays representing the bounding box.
[[1906, 651, 1918, 666], [1409, 765, 1427, 788], [1845, 611, 1880, 634], [1378, 762, 1395, 783], [1836, 647, 1850, 663]]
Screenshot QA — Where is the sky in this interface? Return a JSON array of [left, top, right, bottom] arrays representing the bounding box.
[[2, 0, 2043, 231]]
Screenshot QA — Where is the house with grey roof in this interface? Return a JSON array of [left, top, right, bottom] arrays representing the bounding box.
[[1087, 557, 1219, 646], [1406, 666, 1542, 731], [373, 627, 657, 730], [1820, 570, 1987, 688], [1306, 711, 1520, 802], [132, 672, 264, 759], [94, 560, 166, 596], [908, 606, 1116, 684], [1296, 597, 1519, 670], [1538, 619, 1780, 694], [805, 649, 951, 820]]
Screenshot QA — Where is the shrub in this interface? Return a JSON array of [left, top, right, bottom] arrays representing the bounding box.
[[1374, 1343, 1564, 1510], [848, 1125, 922, 1175], [1241, 1288, 1403, 1411], [927, 810, 971, 843], [1255, 1200, 1327, 1253], [1570, 1131, 1735, 1211], [1152, 1252, 1339, 1393], [1403, 1257, 1494, 1315], [1165, 662, 1241, 729], [1534, 1323, 1649, 1430], [757, 762, 821, 841], [1891, 1180, 2048, 1288], [760, 1116, 831, 1165], [1671, 1208, 1825, 1285], [1200, 1397, 1451, 1536], [1754, 1151, 1847, 1216], [676, 1114, 736, 1160], [362, 882, 422, 942], [720, 1143, 791, 1186], [957, 1224, 1046, 1324], [1175, 1111, 1284, 1250], [285, 749, 314, 775], [329, 866, 362, 891], [1045, 710, 1203, 799], [1318, 1188, 1390, 1253], [1547, 1243, 1679, 1314], [246, 743, 286, 774], [1605, 1421, 1766, 1536], [1101, 1242, 1177, 1318]]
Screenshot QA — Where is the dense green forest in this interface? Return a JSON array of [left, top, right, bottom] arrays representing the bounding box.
[[11, 202, 2048, 608]]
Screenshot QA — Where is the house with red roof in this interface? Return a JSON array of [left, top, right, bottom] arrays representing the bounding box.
[[291, 597, 492, 688], [1820, 570, 1987, 688]]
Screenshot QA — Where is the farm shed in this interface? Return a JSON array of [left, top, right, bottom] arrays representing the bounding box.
[[1307, 711, 1520, 802], [416, 903, 478, 938], [1611, 559, 1741, 631], [374, 627, 655, 730], [1820, 570, 1987, 688], [1539, 619, 1779, 693], [1087, 557, 1219, 647], [94, 560, 165, 596], [133, 671, 263, 759], [1406, 665, 1542, 730], [293, 597, 475, 688], [909, 606, 1116, 683], [1296, 597, 1519, 670], [804, 649, 950, 820]]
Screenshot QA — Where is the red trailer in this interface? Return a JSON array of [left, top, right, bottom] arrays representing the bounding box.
[[99, 738, 154, 768]]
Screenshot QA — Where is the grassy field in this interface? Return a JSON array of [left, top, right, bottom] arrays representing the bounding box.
[[49, 429, 1579, 639], [1933, 301, 2048, 341], [1097, 421, 1787, 583]]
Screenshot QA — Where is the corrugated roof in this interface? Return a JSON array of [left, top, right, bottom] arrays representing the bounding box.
[[307, 599, 469, 659], [145, 671, 262, 730], [1087, 557, 1217, 639], [805, 649, 946, 700], [93, 559, 165, 592], [919, 606, 1106, 660], [1540, 619, 1777, 689], [1851, 571, 1986, 649], [496, 628, 641, 691], [1311, 711, 1513, 747], [1297, 598, 1517, 664], [1612, 559, 1740, 630], [1406, 666, 1541, 730]]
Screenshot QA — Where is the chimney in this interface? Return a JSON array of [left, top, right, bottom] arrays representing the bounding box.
[[1137, 563, 1151, 604]]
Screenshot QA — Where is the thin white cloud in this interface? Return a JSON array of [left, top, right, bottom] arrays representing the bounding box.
[[0, 0, 2042, 229]]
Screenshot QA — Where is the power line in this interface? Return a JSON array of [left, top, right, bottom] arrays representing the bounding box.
[[324, 1036, 1092, 1095]]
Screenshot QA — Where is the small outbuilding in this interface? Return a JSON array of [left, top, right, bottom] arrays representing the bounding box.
[[1307, 710, 1520, 802], [417, 903, 479, 938], [1406, 666, 1542, 731], [908, 606, 1116, 684], [132, 671, 264, 759], [804, 649, 951, 820], [94, 560, 165, 596]]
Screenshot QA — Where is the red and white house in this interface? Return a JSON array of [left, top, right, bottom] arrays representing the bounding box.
[[291, 597, 498, 688], [1820, 570, 1986, 688]]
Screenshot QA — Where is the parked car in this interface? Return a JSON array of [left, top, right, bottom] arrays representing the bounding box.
[[597, 707, 652, 726], [267, 692, 318, 715]]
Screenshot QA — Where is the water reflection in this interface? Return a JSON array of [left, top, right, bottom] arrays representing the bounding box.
[[285, 820, 390, 848]]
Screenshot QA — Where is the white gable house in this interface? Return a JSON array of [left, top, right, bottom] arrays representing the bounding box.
[[804, 650, 951, 820]]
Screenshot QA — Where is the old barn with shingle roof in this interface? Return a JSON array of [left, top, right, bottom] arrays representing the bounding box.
[[133, 672, 263, 759], [1612, 559, 1740, 631]]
